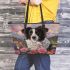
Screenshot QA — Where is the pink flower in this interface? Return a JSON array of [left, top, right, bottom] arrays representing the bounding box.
[[38, 48, 47, 54], [28, 50, 37, 54], [20, 48, 28, 52]]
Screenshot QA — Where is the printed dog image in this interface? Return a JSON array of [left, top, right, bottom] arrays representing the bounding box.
[[21, 26, 51, 50]]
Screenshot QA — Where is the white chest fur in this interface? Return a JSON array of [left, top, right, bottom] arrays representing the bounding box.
[[26, 39, 42, 50], [26, 38, 50, 50]]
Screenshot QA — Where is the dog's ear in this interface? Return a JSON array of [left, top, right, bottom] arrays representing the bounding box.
[[25, 27, 32, 39], [21, 27, 32, 33], [26, 27, 32, 30]]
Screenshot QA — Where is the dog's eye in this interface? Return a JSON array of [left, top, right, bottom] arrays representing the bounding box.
[[29, 30, 33, 34]]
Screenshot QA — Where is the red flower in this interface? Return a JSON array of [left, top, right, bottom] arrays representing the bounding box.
[[38, 48, 47, 54], [28, 50, 37, 54], [20, 47, 28, 52]]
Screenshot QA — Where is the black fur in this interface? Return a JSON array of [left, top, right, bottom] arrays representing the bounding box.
[[35, 26, 48, 41], [21, 26, 48, 41]]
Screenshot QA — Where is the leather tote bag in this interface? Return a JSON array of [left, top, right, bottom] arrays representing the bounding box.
[[11, 0, 60, 55]]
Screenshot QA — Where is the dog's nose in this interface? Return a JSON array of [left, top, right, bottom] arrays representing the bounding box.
[[32, 36, 36, 40]]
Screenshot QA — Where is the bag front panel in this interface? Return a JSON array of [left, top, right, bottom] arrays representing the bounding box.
[[9, 22, 60, 54]]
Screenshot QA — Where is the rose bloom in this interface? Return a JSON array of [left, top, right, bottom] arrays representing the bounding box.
[[38, 48, 47, 54], [20, 47, 28, 52]]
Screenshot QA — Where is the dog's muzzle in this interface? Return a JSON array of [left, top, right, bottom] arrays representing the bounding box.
[[32, 36, 36, 40], [31, 35, 38, 41]]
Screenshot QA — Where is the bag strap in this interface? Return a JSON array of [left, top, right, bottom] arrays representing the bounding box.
[[40, 4, 45, 27], [24, 0, 30, 30], [24, 0, 45, 29]]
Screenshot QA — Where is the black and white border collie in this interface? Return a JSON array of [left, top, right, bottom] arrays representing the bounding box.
[[22, 26, 48, 41], [21, 26, 50, 50]]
